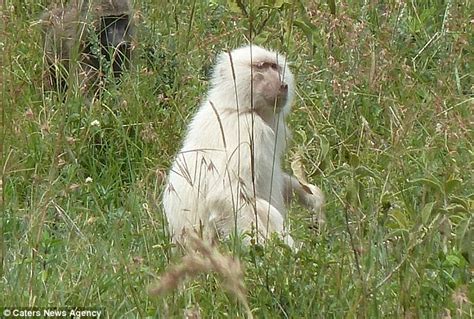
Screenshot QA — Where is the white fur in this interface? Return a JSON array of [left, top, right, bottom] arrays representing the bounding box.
[[163, 45, 323, 248]]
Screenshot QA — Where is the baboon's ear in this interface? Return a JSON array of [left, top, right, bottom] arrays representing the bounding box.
[[213, 52, 228, 79]]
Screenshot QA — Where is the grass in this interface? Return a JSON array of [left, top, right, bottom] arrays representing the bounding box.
[[2, 0, 473, 317]]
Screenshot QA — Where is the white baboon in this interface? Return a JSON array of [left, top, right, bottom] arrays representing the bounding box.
[[40, 0, 135, 93], [163, 45, 324, 249]]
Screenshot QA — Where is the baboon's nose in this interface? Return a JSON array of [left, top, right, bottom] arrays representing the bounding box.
[[281, 83, 288, 91]]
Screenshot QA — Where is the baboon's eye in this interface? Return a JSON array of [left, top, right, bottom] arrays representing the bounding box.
[[253, 62, 280, 71]]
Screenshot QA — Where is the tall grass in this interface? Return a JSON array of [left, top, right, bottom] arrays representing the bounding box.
[[2, 0, 472, 317]]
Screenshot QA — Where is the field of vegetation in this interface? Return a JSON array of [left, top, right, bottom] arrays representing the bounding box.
[[2, 0, 472, 317]]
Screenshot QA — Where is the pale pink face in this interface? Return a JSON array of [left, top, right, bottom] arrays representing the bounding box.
[[251, 61, 289, 111], [211, 46, 294, 114]]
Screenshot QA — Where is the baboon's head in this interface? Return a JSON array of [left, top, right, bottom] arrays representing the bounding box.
[[211, 45, 295, 115]]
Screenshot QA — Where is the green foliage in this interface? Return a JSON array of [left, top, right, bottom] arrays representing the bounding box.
[[2, 0, 472, 317]]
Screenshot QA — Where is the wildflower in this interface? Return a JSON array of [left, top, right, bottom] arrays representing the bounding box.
[[90, 120, 100, 127]]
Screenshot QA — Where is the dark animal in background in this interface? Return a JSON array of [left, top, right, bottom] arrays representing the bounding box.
[[40, 0, 135, 95]]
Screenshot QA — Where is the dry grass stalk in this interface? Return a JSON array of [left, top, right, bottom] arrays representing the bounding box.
[[148, 234, 253, 318]]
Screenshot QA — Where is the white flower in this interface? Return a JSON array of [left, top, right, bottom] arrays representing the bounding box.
[[90, 120, 100, 127], [85, 177, 93, 183]]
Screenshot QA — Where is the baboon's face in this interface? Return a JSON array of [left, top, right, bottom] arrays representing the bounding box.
[[99, 15, 131, 47], [99, 15, 132, 77], [251, 61, 289, 111]]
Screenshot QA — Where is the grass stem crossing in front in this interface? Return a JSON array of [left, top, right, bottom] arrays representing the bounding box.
[[2, 0, 472, 317]]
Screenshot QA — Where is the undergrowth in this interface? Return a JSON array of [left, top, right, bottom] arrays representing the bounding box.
[[2, 0, 472, 317]]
